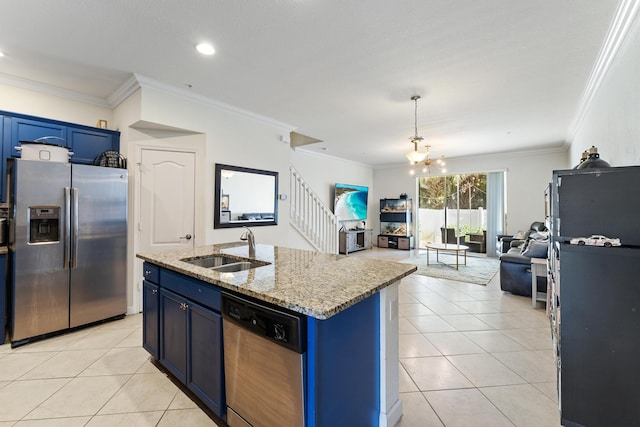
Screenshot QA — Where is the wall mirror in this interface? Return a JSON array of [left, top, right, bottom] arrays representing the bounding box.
[[214, 163, 278, 228]]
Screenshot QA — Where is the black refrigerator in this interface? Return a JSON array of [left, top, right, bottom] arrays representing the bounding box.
[[550, 166, 640, 427]]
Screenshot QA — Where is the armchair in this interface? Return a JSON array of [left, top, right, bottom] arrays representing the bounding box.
[[440, 227, 465, 245]]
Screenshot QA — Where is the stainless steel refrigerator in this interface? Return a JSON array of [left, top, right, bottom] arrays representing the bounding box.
[[8, 159, 128, 344]]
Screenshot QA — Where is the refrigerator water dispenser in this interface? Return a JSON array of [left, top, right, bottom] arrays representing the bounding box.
[[28, 206, 60, 244]]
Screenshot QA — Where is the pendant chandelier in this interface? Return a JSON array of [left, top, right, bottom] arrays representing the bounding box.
[[410, 145, 446, 175], [405, 95, 428, 163], [404, 95, 446, 175]]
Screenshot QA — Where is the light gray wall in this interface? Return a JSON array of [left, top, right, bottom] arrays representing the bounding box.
[[569, 13, 640, 167], [133, 85, 292, 247], [289, 150, 373, 250], [373, 149, 569, 243], [0, 83, 114, 130]]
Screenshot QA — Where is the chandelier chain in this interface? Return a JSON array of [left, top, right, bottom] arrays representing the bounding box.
[[414, 96, 418, 140], [411, 95, 422, 143]]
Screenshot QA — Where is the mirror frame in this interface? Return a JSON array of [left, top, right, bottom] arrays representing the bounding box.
[[214, 163, 279, 229]]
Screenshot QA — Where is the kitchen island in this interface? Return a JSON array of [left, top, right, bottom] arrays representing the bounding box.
[[137, 243, 416, 427]]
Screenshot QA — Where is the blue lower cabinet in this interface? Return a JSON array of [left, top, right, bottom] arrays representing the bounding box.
[[187, 302, 224, 417], [142, 281, 160, 359], [0, 254, 6, 345], [160, 288, 188, 383], [149, 272, 224, 419]]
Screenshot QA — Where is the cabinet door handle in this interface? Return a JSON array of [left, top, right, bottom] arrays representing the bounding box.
[[151, 289, 158, 295], [180, 302, 188, 310], [144, 270, 151, 276]]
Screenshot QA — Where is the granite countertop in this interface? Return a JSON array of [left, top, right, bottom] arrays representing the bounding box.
[[0, 246, 7, 255], [137, 243, 417, 319]]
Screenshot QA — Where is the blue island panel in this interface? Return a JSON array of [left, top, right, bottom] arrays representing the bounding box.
[[306, 293, 380, 427]]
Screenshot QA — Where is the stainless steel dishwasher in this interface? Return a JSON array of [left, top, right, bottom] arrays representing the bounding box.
[[222, 293, 306, 427]]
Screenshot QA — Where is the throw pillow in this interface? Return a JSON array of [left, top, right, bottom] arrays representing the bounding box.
[[529, 230, 550, 240], [522, 239, 548, 258], [513, 230, 528, 239]]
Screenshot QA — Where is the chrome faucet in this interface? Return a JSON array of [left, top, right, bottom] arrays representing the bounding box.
[[240, 227, 256, 258]]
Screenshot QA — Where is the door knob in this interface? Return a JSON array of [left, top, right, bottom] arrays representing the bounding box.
[[179, 234, 192, 240]]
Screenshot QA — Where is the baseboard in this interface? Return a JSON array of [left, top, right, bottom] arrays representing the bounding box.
[[379, 398, 403, 427]]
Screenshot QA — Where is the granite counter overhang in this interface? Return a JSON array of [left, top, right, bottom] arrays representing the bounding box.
[[137, 243, 417, 320]]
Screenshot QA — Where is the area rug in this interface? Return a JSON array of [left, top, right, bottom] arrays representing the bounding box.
[[400, 252, 500, 285]]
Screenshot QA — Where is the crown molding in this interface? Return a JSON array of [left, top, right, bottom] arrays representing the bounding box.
[[107, 74, 141, 108], [0, 70, 297, 132], [375, 144, 568, 169], [0, 72, 111, 107], [292, 146, 374, 169], [124, 73, 296, 132], [567, 0, 640, 145]]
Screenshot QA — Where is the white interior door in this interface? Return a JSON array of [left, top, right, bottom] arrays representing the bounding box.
[[140, 149, 196, 253]]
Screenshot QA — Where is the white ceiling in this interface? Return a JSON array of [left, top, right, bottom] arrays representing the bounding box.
[[0, 0, 621, 166]]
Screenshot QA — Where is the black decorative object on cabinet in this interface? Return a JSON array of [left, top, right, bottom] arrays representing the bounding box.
[[549, 166, 640, 427], [378, 198, 413, 250]]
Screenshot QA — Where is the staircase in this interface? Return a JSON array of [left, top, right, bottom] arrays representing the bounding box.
[[289, 166, 339, 253]]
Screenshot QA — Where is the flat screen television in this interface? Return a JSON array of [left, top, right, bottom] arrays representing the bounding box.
[[334, 183, 368, 221]]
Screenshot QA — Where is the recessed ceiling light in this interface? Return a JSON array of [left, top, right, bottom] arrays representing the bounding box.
[[196, 43, 215, 55]]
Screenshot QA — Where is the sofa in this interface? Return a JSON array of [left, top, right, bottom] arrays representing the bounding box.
[[237, 212, 275, 220], [498, 222, 549, 297]]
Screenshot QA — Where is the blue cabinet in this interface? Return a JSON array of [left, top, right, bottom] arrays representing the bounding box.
[[142, 262, 387, 426], [160, 288, 189, 383], [187, 301, 223, 415], [10, 117, 67, 157], [160, 289, 187, 384], [0, 116, 6, 205], [68, 127, 116, 164], [142, 264, 225, 419], [0, 254, 6, 345], [0, 110, 121, 202], [142, 280, 160, 359]]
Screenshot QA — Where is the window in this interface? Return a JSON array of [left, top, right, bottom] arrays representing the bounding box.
[[417, 173, 487, 248]]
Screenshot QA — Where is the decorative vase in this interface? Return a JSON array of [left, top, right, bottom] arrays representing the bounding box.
[[576, 146, 611, 169]]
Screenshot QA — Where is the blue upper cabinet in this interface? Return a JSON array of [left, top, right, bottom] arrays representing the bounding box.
[[10, 117, 67, 157], [0, 110, 121, 202], [68, 127, 117, 164]]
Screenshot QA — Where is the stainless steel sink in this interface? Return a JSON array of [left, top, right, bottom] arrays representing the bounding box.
[[209, 261, 265, 272], [183, 256, 240, 269], [181, 255, 267, 272]]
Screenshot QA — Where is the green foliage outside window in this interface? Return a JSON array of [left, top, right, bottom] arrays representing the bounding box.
[[418, 173, 487, 211]]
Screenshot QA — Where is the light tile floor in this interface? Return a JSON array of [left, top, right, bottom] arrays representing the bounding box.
[[354, 247, 560, 427], [0, 248, 560, 426]]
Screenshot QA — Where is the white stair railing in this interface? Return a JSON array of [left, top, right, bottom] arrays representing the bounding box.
[[289, 166, 339, 254]]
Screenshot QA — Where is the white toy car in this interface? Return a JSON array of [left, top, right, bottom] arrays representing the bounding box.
[[570, 235, 621, 247]]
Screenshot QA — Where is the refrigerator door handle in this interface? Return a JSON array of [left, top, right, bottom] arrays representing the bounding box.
[[64, 187, 71, 270], [72, 187, 79, 269]]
